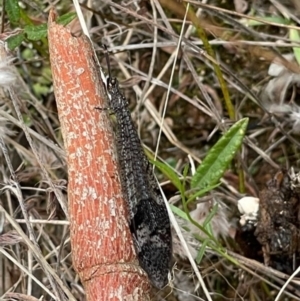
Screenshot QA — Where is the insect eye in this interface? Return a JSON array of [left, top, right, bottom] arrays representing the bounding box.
[[107, 77, 117, 89]]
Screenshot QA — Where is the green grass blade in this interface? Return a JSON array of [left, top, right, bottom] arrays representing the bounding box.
[[203, 203, 219, 228], [289, 27, 300, 66], [240, 16, 289, 27], [170, 204, 188, 220], [57, 13, 77, 26], [151, 158, 182, 192], [186, 183, 220, 205], [196, 238, 209, 264], [191, 118, 249, 189]]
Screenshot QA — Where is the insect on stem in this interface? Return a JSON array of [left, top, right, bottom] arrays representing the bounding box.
[[98, 47, 173, 289]]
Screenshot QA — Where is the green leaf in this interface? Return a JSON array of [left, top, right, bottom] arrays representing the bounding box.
[[186, 183, 220, 205], [7, 12, 76, 46], [203, 203, 219, 228], [170, 204, 188, 220], [33, 83, 50, 97], [20, 8, 33, 25], [6, 33, 25, 50], [240, 16, 290, 27], [289, 27, 300, 66], [191, 118, 248, 189], [196, 238, 209, 264], [151, 159, 182, 191], [24, 24, 47, 41], [183, 164, 189, 178], [5, 0, 20, 24], [205, 221, 213, 236], [57, 12, 77, 26]]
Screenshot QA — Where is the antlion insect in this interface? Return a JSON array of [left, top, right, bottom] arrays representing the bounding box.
[[97, 46, 172, 289]]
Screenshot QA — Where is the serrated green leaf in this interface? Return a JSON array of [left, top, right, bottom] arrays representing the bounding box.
[[289, 27, 300, 66], [191, 118, 248, 189], [5, 0, 20, 23], [150, 159, 182, 191], [24, 24, 47, 41], [6, 33, 25, 50], [57, 12, 77, 26]]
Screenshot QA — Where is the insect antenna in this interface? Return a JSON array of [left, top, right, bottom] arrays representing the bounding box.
[[102, 44, 112, 81]]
